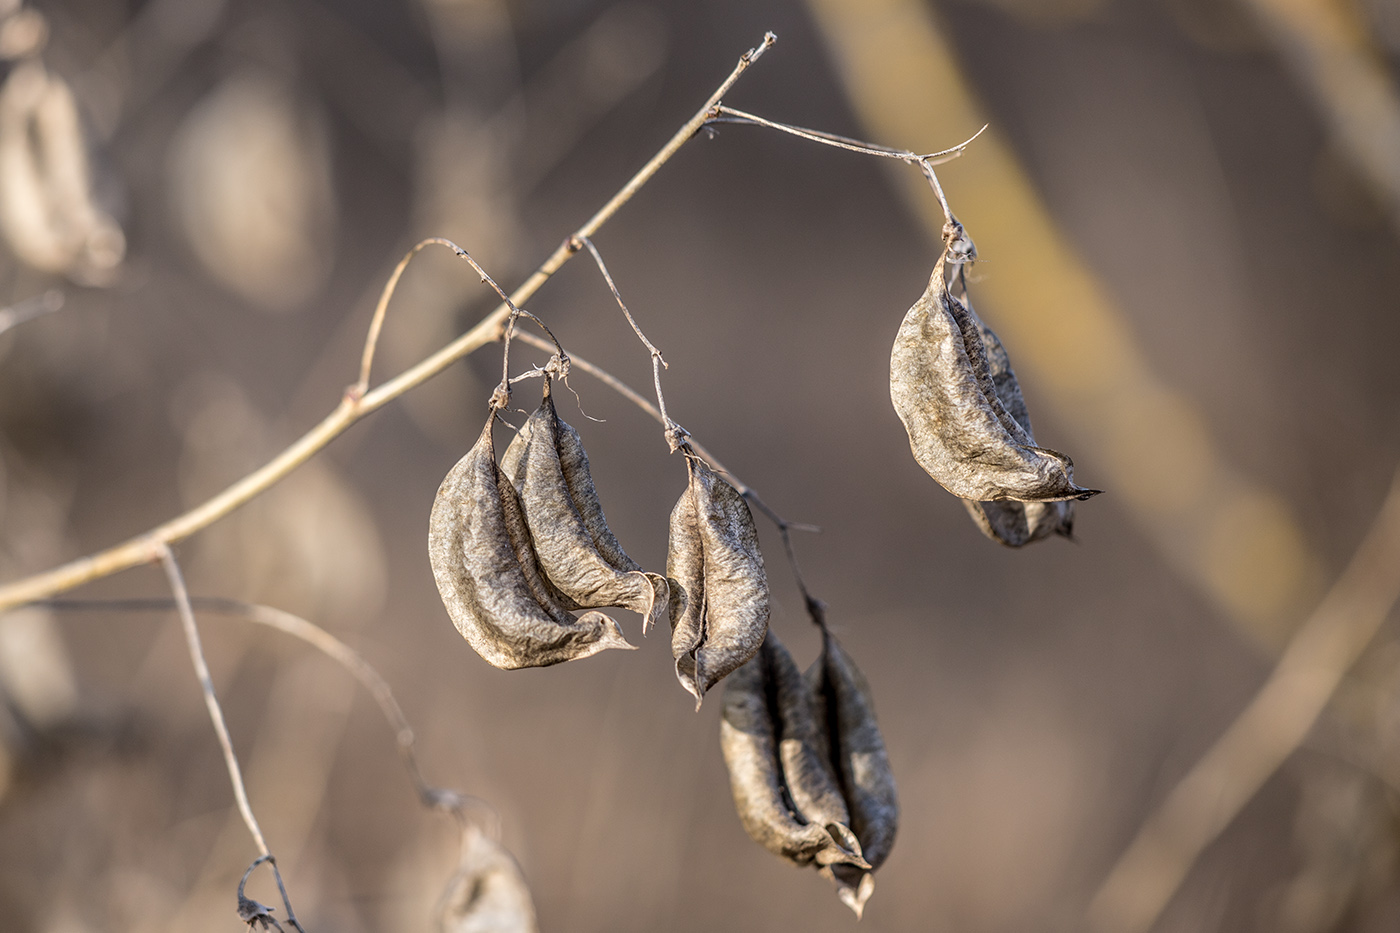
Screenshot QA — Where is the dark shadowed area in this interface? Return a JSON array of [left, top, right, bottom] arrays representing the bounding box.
[[1, 0, 1399, 931]]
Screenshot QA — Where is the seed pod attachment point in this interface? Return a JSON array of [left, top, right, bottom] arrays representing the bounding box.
[[501, 378, 670, 631], [720, 630, 868, 870], [890, 234, 1100, 503], [807, 626, 899, 919], [666, 455, 770, 707], [429, 415, 635, 669]]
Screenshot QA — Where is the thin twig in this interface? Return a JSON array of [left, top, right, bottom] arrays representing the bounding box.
[[570, 235, 682, 448], [43, 596, 494, 827], [711, 105, 984, 166], [1088, 466, 1400, 933], [0, 289, 63, 338], [0, 31, 777, 614], [710, 105, 984, 228], [156, 544, 270, 858]]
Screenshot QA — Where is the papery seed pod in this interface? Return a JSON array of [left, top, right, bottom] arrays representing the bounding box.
[[807, 626, 899, 919], [440, 823, 539, 933], [666, 455, 769, 707], [890, 239, 1099, 503], [720, 630, 868, 870], [959, 299, 1074, 546], [429, 415, 634, 668], [500, 378, 669, 631]]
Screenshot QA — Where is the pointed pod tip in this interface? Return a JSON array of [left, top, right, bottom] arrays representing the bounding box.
[[1075, 487, 1104, 500], [837, 873, 876, 920]]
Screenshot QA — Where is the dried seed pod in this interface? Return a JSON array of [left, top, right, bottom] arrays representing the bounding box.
[[440, 823, 539, 933], [666, 455, 769, 707], [960, 301, 1074, 546], [429, 415, 634, 668], [720, 630, 868, 870], [808, 627, 899, 919], [500, 378, 669, 631], [889, 241, 1100, 503]]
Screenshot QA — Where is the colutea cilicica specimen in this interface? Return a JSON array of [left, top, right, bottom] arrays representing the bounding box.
[[501, 376, 669, 630], [667, 454, 770, 707], [428, 411, 635, 668], [807, 623, 899, 918], [890, 224, 1100, 505], [721, 630, 867, 872]]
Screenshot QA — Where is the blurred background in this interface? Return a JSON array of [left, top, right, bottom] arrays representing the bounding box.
[[0, 0, 1398, 930]]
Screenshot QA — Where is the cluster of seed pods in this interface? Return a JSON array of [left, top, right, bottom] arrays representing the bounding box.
[[426, 195, 1099, 917]]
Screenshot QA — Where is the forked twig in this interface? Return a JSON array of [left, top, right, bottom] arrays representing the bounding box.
[[0, 31, 778, 613], [1088, 467, 1400, 933]]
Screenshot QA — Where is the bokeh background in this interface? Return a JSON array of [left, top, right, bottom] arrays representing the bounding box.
[[1, 0, 1399, 930]]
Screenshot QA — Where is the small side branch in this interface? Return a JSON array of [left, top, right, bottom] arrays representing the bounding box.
[[0, 289, 63, 338]]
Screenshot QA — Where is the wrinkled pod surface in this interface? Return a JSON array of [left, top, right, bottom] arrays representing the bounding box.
[[720, 630, 868, 874], [428, 414, 634, 668], [890, 237, 1100, 504], [807, 626, 899, 918], [501, 377, 669, 630], [666, 454, 769, 707], [958, 296, 1075, 546]]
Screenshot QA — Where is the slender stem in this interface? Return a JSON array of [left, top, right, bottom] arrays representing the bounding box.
[[1088, 466, 1400, 933], [711, 105, 983, 166], [0, 32, 777, 614], [572, 235, 680, 446], [156, 544, 270, 858]]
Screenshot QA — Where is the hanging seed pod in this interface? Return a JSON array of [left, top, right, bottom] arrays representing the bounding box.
[[889, 234, 1100, 503], [499, 377, 669, 631], [440, 823, 539, 933], [720, 630, 868, 870], [959, 297, 1074, 546], [807, 626, 899, 919], [666, 455, 769, 707], [429, 415, 634, 668]]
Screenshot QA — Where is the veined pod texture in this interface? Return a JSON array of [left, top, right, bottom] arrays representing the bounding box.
[[959, 297, 1074, 546], [807, 626, 899, 918], [720, 630, 868, 872], [428, 415, 634, 668], [666, 455, 770, 707], [889, 237, 1100, 503], [440, 824, 539, 933], [500, 377, 669, 631]]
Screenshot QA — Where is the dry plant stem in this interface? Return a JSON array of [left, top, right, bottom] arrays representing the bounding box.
[[571, 235, 677, 438], [156, 545, 275, 866], [1088, 467, 1400, 933], [44, 596, 493, 825], [711, 105, 980, 227], [0, 31, 776, 614]]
